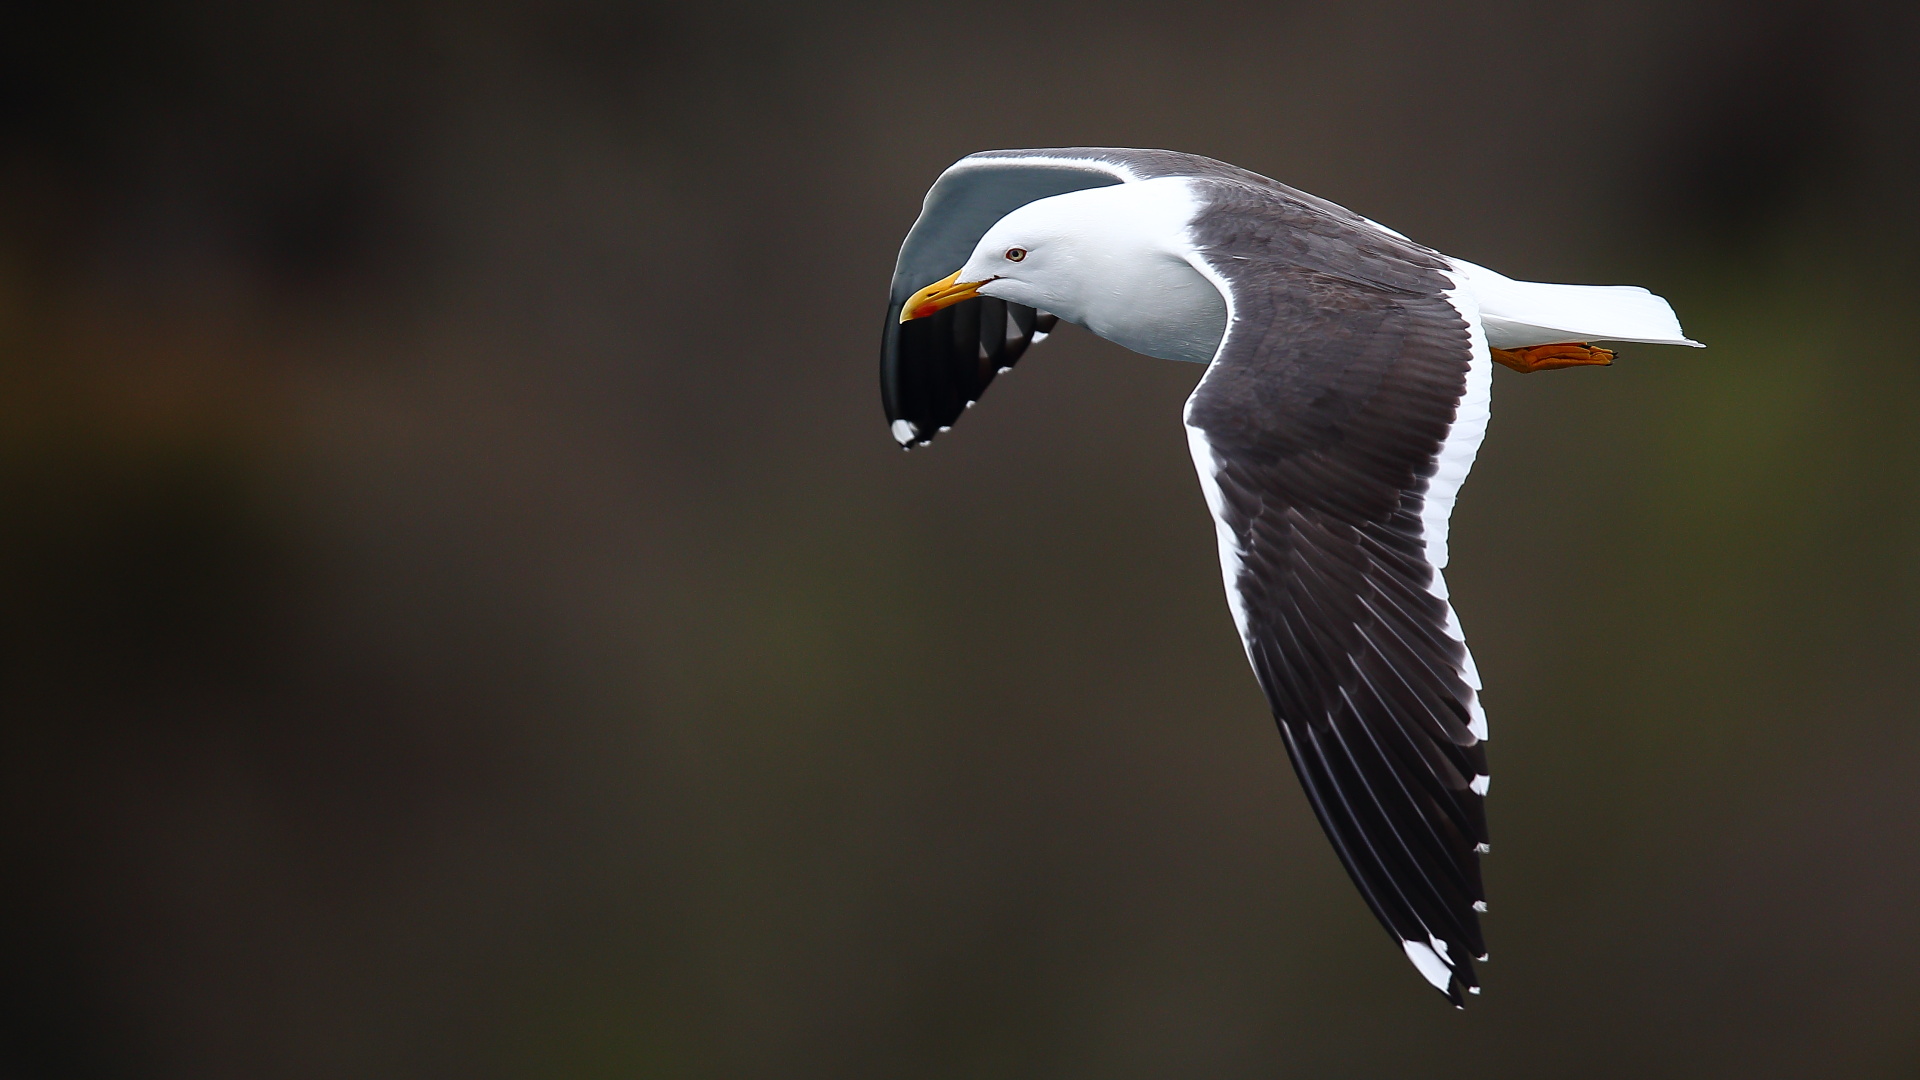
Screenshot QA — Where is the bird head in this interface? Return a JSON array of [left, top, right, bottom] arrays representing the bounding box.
[[896, 179, 1219, 365], [898, 196, 1085, 323]]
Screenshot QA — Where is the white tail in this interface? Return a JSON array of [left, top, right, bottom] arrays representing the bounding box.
[[1451, 259, 1702, 350]]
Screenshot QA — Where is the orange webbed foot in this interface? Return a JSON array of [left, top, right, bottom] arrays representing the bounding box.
[[1489, 342, 1616, 373]]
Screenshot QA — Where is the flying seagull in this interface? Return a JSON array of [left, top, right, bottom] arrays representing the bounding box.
[[880, 148, 1698, 1005]]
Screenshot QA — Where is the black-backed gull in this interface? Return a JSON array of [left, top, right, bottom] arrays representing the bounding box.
[[881, 148, 1698, 1005]]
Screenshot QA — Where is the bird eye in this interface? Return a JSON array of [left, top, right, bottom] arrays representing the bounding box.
[[1005, 247, 1027, 262]]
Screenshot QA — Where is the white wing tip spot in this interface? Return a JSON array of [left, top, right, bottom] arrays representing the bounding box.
[[1473, 900, 1488, 913], [1402, 940, 1453, 991], [891, 420, 920, 445], [1467, 986, 1481, 995], [1475, 843, 1491, 854], [1469, 774, 1490, 796]]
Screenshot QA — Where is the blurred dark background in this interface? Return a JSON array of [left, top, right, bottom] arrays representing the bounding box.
[[4, 1, 1919, 1076]]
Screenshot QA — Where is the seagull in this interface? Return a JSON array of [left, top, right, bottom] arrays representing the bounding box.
[[880, 148, 1698, 1006]]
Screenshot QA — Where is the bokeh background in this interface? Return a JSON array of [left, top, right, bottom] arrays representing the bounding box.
[[5, 1, 1919, 1076]]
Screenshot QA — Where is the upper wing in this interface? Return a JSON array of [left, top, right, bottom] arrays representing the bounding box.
[[1180, 181, 1495, 1004], [882, 148, 1302, 448]]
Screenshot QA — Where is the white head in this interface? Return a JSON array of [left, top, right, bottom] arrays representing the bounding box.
[[899, 178, 1227, 364]]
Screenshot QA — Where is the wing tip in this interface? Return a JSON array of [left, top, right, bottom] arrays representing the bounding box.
[[1404, 937, 1485, 1007], [1403, 939, 1452, 989]]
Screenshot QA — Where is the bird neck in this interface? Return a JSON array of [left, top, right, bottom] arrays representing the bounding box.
[[1065, 250, 1227, 365]]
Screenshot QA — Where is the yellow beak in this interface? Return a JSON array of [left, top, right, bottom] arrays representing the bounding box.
[[899, 270, 991, 322]]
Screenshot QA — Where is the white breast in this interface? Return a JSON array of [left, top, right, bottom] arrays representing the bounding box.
[[1075, 246, 1228, 364]]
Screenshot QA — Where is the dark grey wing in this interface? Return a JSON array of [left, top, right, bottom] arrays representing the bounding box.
[[883, 295, 1060, 447], [1182, 183, 1493, 1005]]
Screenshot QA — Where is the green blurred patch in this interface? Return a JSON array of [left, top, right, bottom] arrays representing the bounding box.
[[505, 991, 706, 1080]]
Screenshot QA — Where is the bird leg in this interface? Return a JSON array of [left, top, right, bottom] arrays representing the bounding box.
[[1489, 342, 1615, 373]]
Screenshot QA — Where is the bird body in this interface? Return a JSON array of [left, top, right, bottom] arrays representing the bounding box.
[[881, 148, 1697, 1005]]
